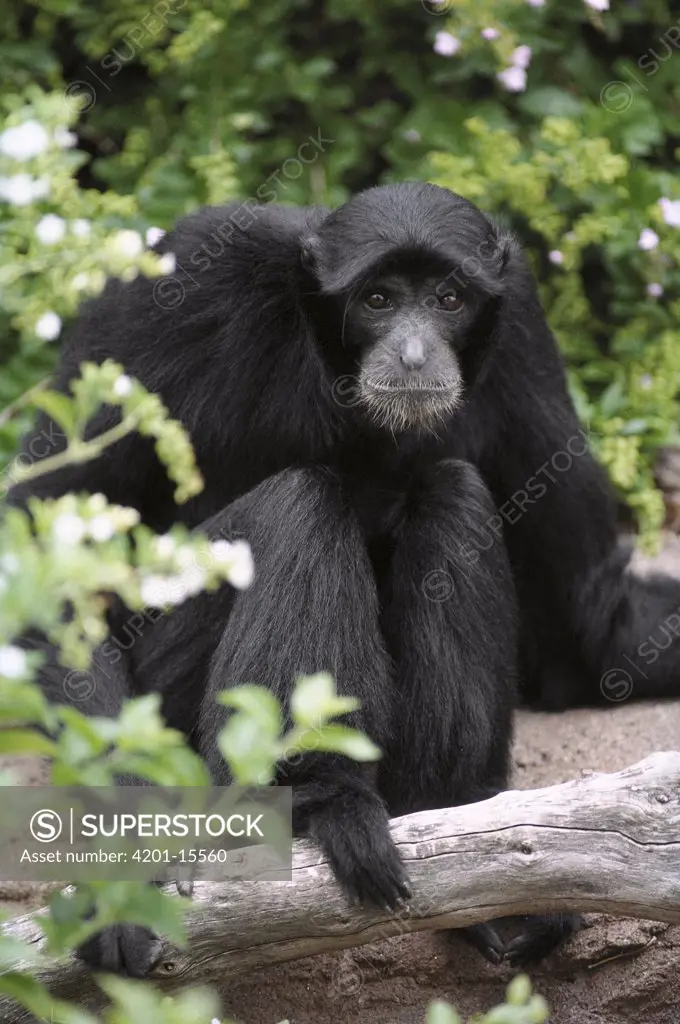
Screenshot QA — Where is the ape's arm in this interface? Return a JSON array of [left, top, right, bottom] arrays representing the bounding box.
[[465, 252, 679, 706]]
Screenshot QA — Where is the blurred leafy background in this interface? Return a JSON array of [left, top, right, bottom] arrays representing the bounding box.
[[2, 0, 680, 537]]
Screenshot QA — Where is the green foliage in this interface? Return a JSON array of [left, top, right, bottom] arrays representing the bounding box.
[[427, 974, 549, 1023]]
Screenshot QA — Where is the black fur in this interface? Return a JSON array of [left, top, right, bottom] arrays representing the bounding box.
[[12, 181, 675, 974]]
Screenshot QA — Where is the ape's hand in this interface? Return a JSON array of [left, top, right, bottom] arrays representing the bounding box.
[[307, 788, 411, 912]]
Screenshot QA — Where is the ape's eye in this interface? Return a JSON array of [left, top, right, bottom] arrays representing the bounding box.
[[439, 293, 464, 312], [365, 292, 392, 310]]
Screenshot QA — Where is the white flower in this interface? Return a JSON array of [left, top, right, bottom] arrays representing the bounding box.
[[158, 252, 176, 274], [497, 66, 527, 92], [481, 28, 500, 41], [659, 197, 680, 228], [88, 516, 115, 542], [71, 218, 91, 237], [72, 272, 91, 291], [511, 45, 532, 68], [548, 250, 564, 265], [227, 540, 254, 589], [433, 32, 461, 57], [155, 535, 176, 558], [526, 0, 546, 6], [209, 538, 254, 588], [112, 229, 143, 258], [35, 312, 62, 340], [36, 214, 66, 244], [403, 129, 421, 143], [179, 563, 206, 597], [112, 374, 133, 398], [141, 575, 176, 608], [53, 513, 86, 545], [585, 0, 609, 9], [647, 282, 663, 298], [146, 226, 165, 246], [0, 121, 49, 161], [210, 539, 233, 562], [0, 645, 28, 679], [87, 493, 108, 513], [54, 126, 77, 148], [639, 374, 653, 389], [0, 174, 49, 206]]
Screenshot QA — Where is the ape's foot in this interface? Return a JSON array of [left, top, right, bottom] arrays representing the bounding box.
[[304, 787, 412, 913], [77, 925, 163, 977], [329, 825, 412, 912], [504, 913, 582, 967], [457, 923, 506, 965]]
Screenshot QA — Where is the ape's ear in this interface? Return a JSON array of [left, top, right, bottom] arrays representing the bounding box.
[[300, 235, 321, 277], [490, 228, 522, 281]]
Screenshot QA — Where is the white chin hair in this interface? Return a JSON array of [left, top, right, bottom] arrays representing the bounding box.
[[358, 376, 464, 432]]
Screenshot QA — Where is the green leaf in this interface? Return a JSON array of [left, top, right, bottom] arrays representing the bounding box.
[[507, 974, 532, 1006], [0, 730, 56, 756], [219, 685, 283, 739], [219, 714, 278, 784], [290, 673, 359, 728], [426, 1000, 462, 1024], [295, 725, 381, 762], [32, 391, 78, 438]]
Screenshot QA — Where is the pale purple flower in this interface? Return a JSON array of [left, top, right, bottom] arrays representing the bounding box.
[[638, 228, 659, 251], [548, 250, 564, 265], [481, 28, 500, 41], [146, 226, 165, 246], [585, 0, 609, 10], [497, 66, 527, 92], [659, 197, 680, 228], [511, 45, 532, 69], [433, 31, 461, 57], [403, 129, 421, 143], [647, 283, 663, 298]]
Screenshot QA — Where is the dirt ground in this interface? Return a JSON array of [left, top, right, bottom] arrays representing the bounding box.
[[3, 538, 680, 1023], [215, 700, 680, 1024]]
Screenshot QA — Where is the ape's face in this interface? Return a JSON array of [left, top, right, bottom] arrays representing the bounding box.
[[343, 268, 483, 433]]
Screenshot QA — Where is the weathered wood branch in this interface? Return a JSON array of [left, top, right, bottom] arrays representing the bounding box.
[[2, 751, 679, 1021]]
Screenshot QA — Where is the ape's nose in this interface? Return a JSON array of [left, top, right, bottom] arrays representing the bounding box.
[[400, 338, 427, 370]]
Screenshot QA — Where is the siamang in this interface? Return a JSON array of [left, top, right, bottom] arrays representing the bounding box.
[[10, 182, 679, 976]]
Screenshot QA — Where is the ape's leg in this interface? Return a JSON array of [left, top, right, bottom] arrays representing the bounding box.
[[378, 458, 577, 965], [377, 458, 517, 817], [78, 466, 404, 977], [197, 467, 409, 910]]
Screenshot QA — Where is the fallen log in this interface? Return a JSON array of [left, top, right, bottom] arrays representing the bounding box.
[[2, 750, 679, 1021]]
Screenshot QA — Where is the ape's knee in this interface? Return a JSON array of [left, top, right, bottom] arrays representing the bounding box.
[[201, 467, 342, 545]]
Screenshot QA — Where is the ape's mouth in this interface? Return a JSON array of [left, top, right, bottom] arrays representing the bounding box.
[[358, 374, 464, 432]]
